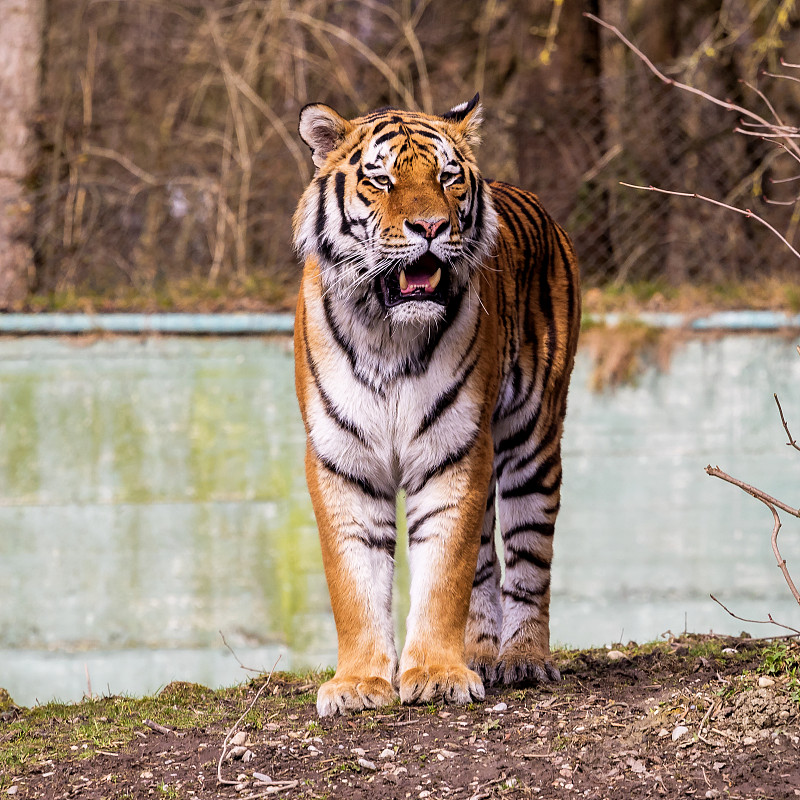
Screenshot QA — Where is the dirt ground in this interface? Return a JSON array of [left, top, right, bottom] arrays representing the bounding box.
[[2, 635, 799, 800]]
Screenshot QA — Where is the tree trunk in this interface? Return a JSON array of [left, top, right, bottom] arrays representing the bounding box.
[[0, 0, 44, 309]]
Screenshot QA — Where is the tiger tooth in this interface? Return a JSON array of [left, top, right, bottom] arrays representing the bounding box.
[[429, 267, 442, 290], [398, 269, 408, 290]]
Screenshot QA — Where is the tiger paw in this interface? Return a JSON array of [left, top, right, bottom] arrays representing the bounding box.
[[466, 649, 498, 686], [399, 664, 485, 706], [493, 652, 561, 686], [316, 675, 397, 717]]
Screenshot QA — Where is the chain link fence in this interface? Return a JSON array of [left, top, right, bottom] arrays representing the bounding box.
[[519, 71, 796, 286]]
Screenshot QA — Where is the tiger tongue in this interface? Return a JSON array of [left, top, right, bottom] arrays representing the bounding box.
[[399, 265, 442, 294]]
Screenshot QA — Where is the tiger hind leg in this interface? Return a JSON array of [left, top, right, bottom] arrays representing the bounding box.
[[464, 474, 502, 683], [493, 427, 564, 685]]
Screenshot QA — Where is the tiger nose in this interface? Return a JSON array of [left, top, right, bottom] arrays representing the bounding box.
[[405, 217, 449, 240]]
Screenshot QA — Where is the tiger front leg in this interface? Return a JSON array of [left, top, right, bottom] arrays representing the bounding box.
[[464, 472, 502, 682], [398, 451, 492, 706], [305, 446, 399, 717]]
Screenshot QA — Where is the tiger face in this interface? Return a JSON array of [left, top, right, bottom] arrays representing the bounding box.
[[293, 95, 498, 327]]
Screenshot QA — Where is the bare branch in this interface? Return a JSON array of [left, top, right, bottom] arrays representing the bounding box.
[[705, 465, 800, 605], [710, 594, 800, 636], [620, 183, 800, 260], [584, 13, 800, 161], [774, 394, 800, 452]]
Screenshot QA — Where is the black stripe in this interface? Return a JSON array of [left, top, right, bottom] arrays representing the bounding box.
[[334, 171, 352, 237], [502, 521, 555, 540], [343, 530, 396, 554], [473, 562, 497, 587], [322, 293, 385, 398], [407, 503, 458, 542], [502, 579, 550, 604], [499, 461, 561, 500], [316, 451, 393, 501], [505, 548, 551, 571], [315, 175, 328, 238], [375, 130, 401, 146], [495, 407, 540, 455], [416, 430, 478, 489], [371, 120, 392, 136], [304, 338, 370, 448], [414, 353, 478, 439]]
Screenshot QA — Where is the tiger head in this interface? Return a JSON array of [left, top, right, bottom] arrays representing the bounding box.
[[293, 96, 498, 327]]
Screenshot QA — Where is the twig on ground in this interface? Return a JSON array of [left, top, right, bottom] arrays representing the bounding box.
[[217, 656, 281, 786], [143, 719, 175, 735]]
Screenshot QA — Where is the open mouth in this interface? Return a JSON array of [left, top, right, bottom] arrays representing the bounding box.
[[377, 252, 449, 308]]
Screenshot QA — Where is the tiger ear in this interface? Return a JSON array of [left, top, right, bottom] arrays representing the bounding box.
[[299, 103, 353, 168], [441, 93, 483, 148]]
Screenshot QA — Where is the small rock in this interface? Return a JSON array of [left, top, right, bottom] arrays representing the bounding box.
[[6, 788, 18, 796], [628, 759, 646, 774], [357, 757, 377, 771], [742, 736, 757, 745], [657, 728, 669, 738], [607, 650, 627, 661], [757, 676, 775, 688], [231, 731, 248, 746], [378, 748, 395, 759], [140, 771, 154, 780], [491, 702, 508, 712], [705, 790, 720, 799], [242, 749, 255, 762], [672, 725, 689, 741], [419, 792, 431, 799], [253, 773, 272, 784], [351, 747, 366, 757], [722, 647, 737, 655]]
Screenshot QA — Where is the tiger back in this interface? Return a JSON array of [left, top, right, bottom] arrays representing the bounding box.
[[293, 95, 580, 716]]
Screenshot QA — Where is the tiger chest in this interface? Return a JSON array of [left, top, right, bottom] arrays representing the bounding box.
[[305, 344, 487, 494]]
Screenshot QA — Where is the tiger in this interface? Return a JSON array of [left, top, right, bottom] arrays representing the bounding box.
[[292, 94, 580, 717]]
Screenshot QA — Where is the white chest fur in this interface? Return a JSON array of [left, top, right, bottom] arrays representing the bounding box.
[[302, 290, 486, 494]]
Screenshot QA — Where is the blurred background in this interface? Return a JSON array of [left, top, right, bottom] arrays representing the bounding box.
[[1, 0, 800, 311]]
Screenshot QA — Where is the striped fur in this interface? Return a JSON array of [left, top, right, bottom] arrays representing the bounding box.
[[293, 97, 580, 716]]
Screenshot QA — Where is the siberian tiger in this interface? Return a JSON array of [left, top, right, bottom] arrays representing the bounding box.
[[293, 95, 580, 717]]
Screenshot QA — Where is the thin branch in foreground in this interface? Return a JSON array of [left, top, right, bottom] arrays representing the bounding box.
[[774, 394, 800, 452], [217, 657, 281, 786], [219, 630, 262, 674], [619, 182, 800, 260], [705, 465, 800, 605], [710, 594, 800, 637]]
